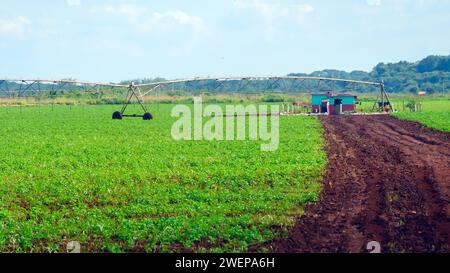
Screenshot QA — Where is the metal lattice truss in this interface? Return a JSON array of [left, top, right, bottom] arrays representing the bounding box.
[[135, 76, 383, 96], [0, 76, 393, 118], [0, 78, 123, 98]]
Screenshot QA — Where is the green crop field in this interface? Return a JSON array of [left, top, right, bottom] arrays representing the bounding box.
[[391, 99, 450, 132], [356, 96, 450, 132], [0, 104, 326, 253]]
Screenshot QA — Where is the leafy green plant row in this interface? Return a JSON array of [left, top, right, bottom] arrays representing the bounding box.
[[0, 104, 326, 252]]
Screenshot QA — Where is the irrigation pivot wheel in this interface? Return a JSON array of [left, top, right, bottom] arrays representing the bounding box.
[[143, 112, 153, 120], [112, 111, 123, 120]]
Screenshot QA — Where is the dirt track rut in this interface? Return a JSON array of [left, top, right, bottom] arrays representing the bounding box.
[[260, 115, 450, 253]]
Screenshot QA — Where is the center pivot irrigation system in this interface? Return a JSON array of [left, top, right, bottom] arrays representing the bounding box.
[[0, 76, 393, 120]]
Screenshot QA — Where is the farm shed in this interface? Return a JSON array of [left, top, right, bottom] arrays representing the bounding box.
[[311, 92, 357, 115]]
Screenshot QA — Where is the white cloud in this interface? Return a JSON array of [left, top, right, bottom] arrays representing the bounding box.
[[145, 11, 205, 32], [90, 4, 144, 22], [90, 5, 206, 33], [367, 0, 382, 6], [293, 4, 315, 13], [66, 0, 81, 7], [0, 16, 32, 38], [234, 0, 314, 19], [233, 0, 314, 40], [365, 0, 445, 9]]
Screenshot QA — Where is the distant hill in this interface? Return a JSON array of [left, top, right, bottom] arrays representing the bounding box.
[[289, 55, 450, 93], [125, 55, 450, 94]]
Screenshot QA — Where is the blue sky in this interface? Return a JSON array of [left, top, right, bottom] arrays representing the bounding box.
[[0, 0, 449, 82]]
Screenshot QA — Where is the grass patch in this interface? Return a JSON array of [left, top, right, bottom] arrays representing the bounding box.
[[393, 111, 450, 132], [390, 98, 450, 132]]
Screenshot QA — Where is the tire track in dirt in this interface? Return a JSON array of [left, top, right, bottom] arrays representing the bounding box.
[[254, 115, 449, 253]]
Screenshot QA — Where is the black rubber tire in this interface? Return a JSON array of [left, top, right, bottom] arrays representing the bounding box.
[[112, 111, 123, 120], [143, 112, 153, 120]]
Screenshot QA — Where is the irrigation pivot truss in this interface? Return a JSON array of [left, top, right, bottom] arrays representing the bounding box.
[[0, 78, 125, 98], [0, 76, 393, 119]]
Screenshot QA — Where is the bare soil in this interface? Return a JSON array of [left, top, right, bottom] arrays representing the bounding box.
[[256, 115, 450, 253]]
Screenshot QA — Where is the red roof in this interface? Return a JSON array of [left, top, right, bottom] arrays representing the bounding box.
[[307, 92, 357, 97], [330, 94, 358, 97]]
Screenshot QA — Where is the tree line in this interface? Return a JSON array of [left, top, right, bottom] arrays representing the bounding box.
[[129, 55, 450, 94]]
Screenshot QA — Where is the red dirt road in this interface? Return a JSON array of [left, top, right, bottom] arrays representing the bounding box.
[[261, 115, 450, 253]]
